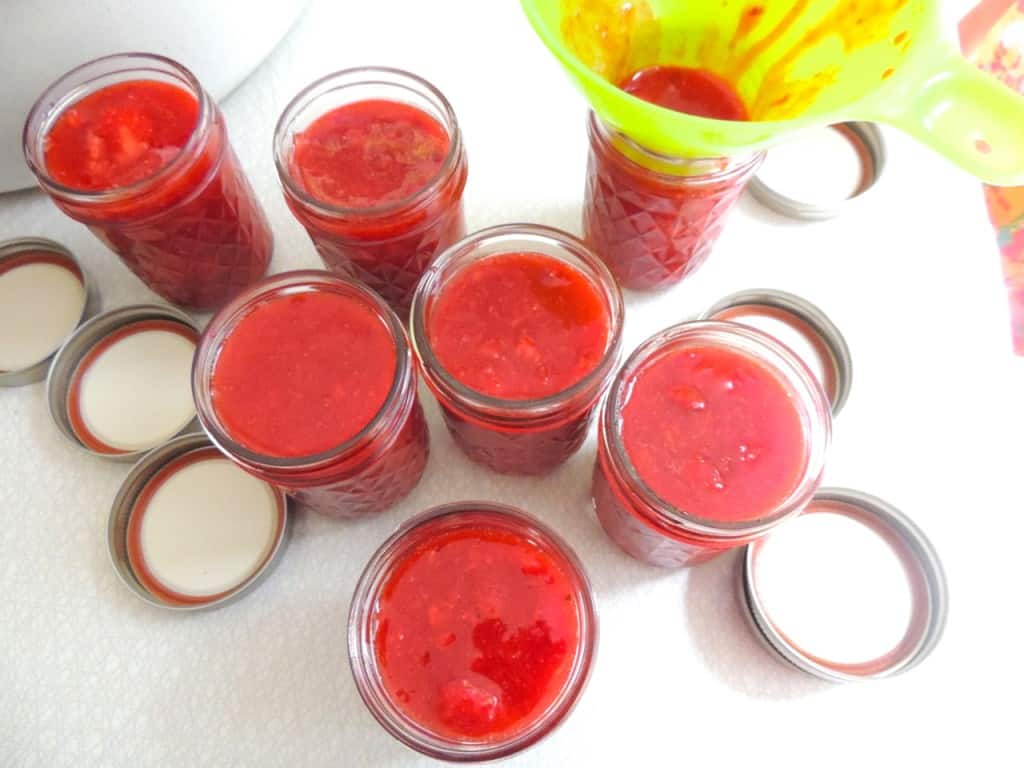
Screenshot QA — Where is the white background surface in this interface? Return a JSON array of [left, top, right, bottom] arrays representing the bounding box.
[[1, 1, 1021, 765]]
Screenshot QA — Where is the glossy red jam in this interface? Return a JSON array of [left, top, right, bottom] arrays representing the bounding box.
[[376, 526, 579, 740], [593, 322, 829, 567], [211, 290, 397, 457], [27, 59, 272, 310], [411, 226, 623, 476], [276, 70, 468, 318], [427, 252, 609, 399], [621, 344, 806, 523], [45, 81, 199, 189], [349, 504, 596, 760], [293, 100, 450, 208], [620, 66, 749, 121], [582, 111, 760, 291], [194, 272, 428, 519]]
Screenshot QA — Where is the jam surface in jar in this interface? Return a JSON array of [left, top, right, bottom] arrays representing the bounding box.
[[210, 289, 397, 457], [621, 342, 807, 523], [373, 523, 581, 741], [427, 251, 610, 400], [291, 99, 450, 209], [45, 80, 199, 189]]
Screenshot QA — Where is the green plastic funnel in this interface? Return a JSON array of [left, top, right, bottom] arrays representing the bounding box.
[[522, 0, 1024, 185]]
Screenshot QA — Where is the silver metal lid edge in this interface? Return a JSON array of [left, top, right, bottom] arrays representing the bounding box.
[[45, 303, 200, 462], [0, 237, 98, 387], [107, 432, 291, 613], [740, 486, 948, 683], [746, 122, 886, 221], [700, 288, 854, 415]]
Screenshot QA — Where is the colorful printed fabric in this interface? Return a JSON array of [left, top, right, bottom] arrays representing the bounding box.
[[963, 1, 1024, 353]]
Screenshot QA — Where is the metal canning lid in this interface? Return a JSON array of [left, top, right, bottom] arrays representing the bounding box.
[[700, 289, 852, 415], [46, 304, 201, 462], [0, 237, 96, 387], [740, 488, 948, 683], [108, 432, 291, 612], [747, 122, 886, 220]]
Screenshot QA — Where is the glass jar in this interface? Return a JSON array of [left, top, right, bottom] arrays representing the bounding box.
[[274, 67, 468, 319], [593, 321, 831, 567], [348, 501, 598, 761], [410, 224, 624, 475], [192, 271, 429, 519], [23, 53, 272, 311], [583, 112, 762, 291]]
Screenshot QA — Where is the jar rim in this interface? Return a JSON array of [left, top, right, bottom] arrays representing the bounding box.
[[408, 223, 625, 426], [347, 501, 599, 761], [601, 320, 832, 539], [22, 52, 213, 205], [273, 65, 464, 219], [191, 270, 414, 473]]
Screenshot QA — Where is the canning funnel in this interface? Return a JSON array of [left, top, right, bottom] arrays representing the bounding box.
[[522, 0, 1024, 185]]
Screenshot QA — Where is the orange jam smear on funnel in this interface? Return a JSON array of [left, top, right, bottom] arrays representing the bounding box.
[[562, 0, 914, 122]]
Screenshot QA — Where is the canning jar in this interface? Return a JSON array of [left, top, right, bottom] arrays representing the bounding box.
[[348, 501, 597, 760], [583, 112, 761, 291], [24, 53, 272, 310], [274, 66, 468, 318], [593, 321, 831, 567], [410, 224, 623, 475], [193, 270, 428, 518]]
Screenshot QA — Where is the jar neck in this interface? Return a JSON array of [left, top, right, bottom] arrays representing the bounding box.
[[274, 66, 467, 224], [409, 223, 625, 431], [587, 111, 762, 182], [192, 270, 417, 481], [23, 53, 220, 211], [600, 321, 831, 543]]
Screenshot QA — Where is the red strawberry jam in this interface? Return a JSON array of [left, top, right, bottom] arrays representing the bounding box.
[[592, 321, 831, 568], [427, 251, 610, 400], [45, 80, 199, 189], [35, 68, 272, 310], [210, 288, 397, 458], [276, 71, 468, 318], [292, 99, 450, 209], [621, 343, 806, 522], [373, 519, 583, 742], [621, 66, 749, 121], [409, 227, 623, 477]]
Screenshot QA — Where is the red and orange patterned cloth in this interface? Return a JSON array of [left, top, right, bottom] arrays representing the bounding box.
[[961, 1, 1024, 353]]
